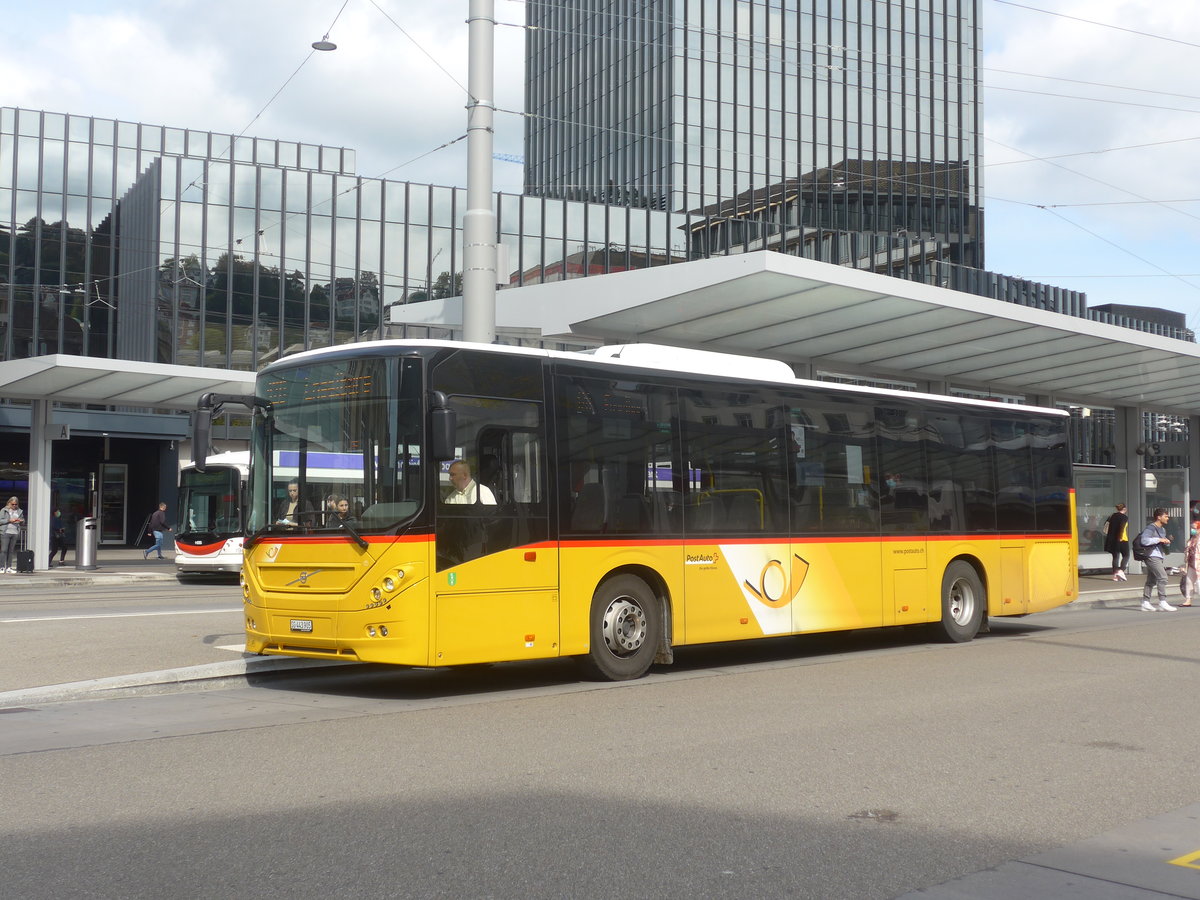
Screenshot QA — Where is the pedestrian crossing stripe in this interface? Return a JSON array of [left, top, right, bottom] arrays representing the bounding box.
[[1167, 850, 1200, 869]]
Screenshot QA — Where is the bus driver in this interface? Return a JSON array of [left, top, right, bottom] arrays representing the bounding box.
[[444, 460, 496, 505]]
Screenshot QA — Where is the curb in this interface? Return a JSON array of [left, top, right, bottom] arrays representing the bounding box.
[[4, 571, 186, 590], [0, 655, 355, 708]]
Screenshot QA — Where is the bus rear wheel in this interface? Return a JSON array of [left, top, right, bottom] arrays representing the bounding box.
[[937, 561, 985, 643], [582, 575, 660, 681]]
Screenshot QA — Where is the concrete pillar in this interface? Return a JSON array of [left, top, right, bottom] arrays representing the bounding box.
[[27, 399, 51, 570], [1118, 405, 1144, 531]]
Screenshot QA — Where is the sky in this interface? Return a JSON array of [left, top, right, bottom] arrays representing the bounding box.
[[4, 0, 1199, 327]]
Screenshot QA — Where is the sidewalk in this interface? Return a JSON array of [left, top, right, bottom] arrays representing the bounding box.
[[1074, 569, 1193, 609], [2, 546, 192, 588]]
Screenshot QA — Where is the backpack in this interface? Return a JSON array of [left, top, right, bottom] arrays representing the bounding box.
[[1131, 528, 1152, 562]]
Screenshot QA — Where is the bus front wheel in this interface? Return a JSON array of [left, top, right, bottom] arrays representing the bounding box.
[[938, 561, 984, 643], [582, 575, 660, 681]]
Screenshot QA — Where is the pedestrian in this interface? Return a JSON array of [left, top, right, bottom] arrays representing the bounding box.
[[0, 496, 24, 574], [49, 508, 68, 567], [1103, 502, 1130, 582], [1181, 520, 1200, 607], [1136, 507, 1176, 612], [143, 501, 172, 560]]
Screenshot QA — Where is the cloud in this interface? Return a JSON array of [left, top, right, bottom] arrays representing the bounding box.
[[982, 0, 1200, 319]]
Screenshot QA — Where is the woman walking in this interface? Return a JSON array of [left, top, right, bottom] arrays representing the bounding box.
[[1103, 502, 1130, 582], [0, 496, 25, 574]]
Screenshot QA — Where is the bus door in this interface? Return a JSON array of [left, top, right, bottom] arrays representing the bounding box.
[[878, 406, 930, 625], [433, 393, 555, 666], [787, 403, 884, 633]]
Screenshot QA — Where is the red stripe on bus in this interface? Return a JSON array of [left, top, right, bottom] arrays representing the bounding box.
[[560, 532, 1073, 548], [176, 540, 226, 555], [248, 533, 434, 547]]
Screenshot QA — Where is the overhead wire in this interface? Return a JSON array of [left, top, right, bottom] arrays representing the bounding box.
[[989, 0, 1200, 50], [164, 0, 354, 212]]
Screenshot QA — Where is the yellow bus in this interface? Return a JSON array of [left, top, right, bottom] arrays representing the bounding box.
[[194, 340, 1078, 681]]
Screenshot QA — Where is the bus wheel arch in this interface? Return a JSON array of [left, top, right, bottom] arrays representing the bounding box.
[[936, 557, 986, 643], [580, 568, 671, 681]]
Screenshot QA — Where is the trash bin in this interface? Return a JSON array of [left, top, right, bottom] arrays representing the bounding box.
[[75, 516, 98, 570]]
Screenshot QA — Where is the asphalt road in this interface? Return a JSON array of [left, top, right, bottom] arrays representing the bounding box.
[[0, 579, 245, 691], [2, 601, 1199, 899]]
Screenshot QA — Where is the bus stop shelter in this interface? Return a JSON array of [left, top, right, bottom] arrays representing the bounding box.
[[0, 355, 255, 571]]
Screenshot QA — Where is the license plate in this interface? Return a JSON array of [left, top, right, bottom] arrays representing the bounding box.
[[289, 619, 313, 633]]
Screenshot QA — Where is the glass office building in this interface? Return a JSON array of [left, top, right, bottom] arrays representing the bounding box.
[[2, 98, 1186, 373], [525, 0, 985, 276], [0, 106, 692, 369]]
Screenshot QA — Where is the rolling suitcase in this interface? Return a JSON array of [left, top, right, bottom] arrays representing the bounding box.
[[15, 550, 34, 573]]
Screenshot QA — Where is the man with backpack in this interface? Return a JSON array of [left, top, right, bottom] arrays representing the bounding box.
[[1135, 507, 1176, 612]]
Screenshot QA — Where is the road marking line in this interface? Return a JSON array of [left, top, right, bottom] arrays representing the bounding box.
[[1168, 850, 1200, 869], [1, 608, 242, 623], [215, 644, 249, 653]]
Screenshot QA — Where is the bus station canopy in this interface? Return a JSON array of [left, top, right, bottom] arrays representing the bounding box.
[[392, 250, 1200, 415], [0, 355, 255, 410]]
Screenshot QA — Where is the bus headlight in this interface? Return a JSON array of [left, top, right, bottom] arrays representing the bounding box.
[[371, 587, 382, 601], [382, 576, 396, 592]]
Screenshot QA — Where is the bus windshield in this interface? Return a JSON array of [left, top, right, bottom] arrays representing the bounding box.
[[180, 466, 242, 535], [247, 355, 425, 537]]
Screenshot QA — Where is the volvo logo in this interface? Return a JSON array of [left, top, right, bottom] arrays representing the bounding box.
[[285, 569, 325, 587]]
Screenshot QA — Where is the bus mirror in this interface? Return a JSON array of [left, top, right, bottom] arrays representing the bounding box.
[[193, 408, 212, 473], [431, 407, 457, 461], [194, 391, 266, 474]]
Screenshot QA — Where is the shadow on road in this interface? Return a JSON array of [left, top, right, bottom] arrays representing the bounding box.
[[248, 617, 1058, 702]]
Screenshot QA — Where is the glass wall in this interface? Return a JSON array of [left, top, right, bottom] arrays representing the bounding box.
[[0, 106, 693, 371], [525, 0, 982, 275], [0, 101, 1182, 378]]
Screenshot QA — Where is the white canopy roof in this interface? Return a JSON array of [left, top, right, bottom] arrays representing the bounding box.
[[0, 355, 255, 409], [393, 251, 1200, 413]]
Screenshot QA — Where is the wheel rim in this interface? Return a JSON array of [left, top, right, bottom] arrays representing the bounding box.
[[600, 595, 648, 657], [947, 575, 977, 626]]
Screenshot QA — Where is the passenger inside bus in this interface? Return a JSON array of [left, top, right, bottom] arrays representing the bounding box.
[[333, 496, 357, 524], [275, 481, 313, 525]]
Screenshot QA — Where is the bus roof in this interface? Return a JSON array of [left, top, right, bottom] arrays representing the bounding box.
[[262, 339, 1069, 418]]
